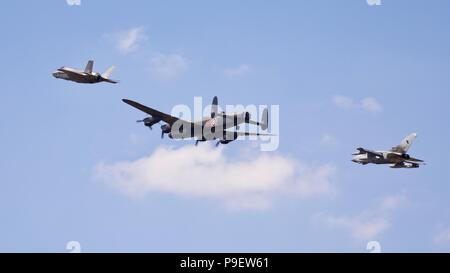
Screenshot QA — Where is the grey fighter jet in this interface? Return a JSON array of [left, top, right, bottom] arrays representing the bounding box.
[[123, 96, 273, 146], [352, 133, 425, 169], [53, 60, 118, 84]]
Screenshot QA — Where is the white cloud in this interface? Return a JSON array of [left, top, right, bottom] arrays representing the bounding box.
[[94, 145, 336, 210], [316, 193, 408, 240], [115, 27, 148, 54], [333, 95, 355, 110], [150, 53, 188, 80], [321, 214, 390, 240], [224, 64, 251, 78], [333, 95, 383, 113]]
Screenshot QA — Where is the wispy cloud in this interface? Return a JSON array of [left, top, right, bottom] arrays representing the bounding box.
[[150, 53, 188, 80], [333, 95, 383, 113], [224, 64, 251, 78], [94, 145, 336, 210], [112, 27, 148, 55], [321, 134, 339, 146], [434, 227, 450, 245], [316, 193, 408, 240]]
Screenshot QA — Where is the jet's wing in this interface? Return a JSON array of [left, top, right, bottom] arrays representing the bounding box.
[[353, 148, 384, 158], [60, 68, 85, 77], [122, 99, 192, 127], [385, 152, 425, 163], [104, 79, 119, 84], [406, 157, 424, 163], [390, 162, 421, 169], [405, 158, 425, 165]]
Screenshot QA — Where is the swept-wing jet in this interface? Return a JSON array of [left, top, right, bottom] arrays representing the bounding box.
[[352, 133, 425, 168], [123, 96, 273, 146], [53, 60, 118, 84]]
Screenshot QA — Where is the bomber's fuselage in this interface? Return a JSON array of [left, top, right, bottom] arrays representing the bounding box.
[[163, 113, 250, 141]]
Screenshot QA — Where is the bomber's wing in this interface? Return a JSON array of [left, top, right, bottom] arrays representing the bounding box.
[[122, 99, 192, 127], [223, 131, 276, 137], [353, 147, 384, 158]]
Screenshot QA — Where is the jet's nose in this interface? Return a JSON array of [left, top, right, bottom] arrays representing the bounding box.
[[52, 71, 62, 78]]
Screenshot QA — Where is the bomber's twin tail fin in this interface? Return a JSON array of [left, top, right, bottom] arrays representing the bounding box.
[[260, 108, 268, 130]]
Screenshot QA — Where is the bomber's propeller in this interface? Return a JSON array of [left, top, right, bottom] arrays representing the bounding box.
[[137, 117, 161, 130], [137, 118, 153, 130]]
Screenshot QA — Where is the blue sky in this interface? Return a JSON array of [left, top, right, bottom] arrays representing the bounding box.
[[1, 0, 450, 252]]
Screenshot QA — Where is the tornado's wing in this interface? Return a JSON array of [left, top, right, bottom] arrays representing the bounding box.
[[353, 147, 383, 158]]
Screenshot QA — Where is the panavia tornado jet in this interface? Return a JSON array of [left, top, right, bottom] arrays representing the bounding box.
[[122, 96, 273, 146], [53, 60, 118, 84], [352, 133, 425, 169]]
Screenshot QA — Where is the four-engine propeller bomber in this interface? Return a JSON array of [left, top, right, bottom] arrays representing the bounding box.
[[123, 96, 274, 147], [53, 60, 118, 84], [352, 133, 425, 169]]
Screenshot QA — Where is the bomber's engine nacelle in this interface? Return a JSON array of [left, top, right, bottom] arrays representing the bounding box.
[[160, 124, 171, 139], [245, 112, 251, 123], [218, 131, 239, 146], [137, 117, 162, 130], [141, 117, 161, 128], [161, 124, 171, 133]]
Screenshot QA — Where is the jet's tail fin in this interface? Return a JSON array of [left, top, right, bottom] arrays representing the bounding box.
[[391, 133, 417, 153], [84, 60, 94, 74], [102, 65, 116, 79], [211, 96, 218, 118]]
